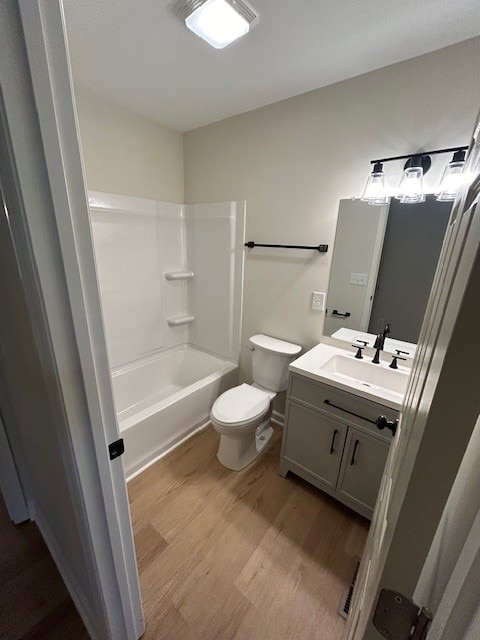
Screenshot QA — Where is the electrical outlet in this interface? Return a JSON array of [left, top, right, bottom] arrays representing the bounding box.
[[351, 272, 368, 286], [312, 291, 325, 311]]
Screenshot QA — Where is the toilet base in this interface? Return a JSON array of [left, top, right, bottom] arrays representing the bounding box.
[[217, 422, 274, 471]]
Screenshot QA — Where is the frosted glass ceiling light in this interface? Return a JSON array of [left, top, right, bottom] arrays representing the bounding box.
[[435, 150, 466, 201], [361, 162, 389, 205], [177, 0, 259, 49], [396, 156, 426, 204]]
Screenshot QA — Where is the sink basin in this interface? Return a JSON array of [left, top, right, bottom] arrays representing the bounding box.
[[319, 355, 408, 395], [289, 343, 410, 409]]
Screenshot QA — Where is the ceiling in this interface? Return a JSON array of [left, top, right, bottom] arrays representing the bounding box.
[[63, 0, 480, 132]]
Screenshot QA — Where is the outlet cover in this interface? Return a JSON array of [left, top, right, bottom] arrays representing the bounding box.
[[351, 273, 368, 286], [312, 291, 325, 311]]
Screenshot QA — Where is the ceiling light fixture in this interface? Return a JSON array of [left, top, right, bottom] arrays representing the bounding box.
[[175, 0, 259, 49], [361, 146, 469, 205]]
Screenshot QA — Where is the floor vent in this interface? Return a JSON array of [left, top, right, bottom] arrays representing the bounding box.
[[338, 556, 361, 619]]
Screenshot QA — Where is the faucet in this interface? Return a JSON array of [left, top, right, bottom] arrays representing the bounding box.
[[372, 324, 390, 364]]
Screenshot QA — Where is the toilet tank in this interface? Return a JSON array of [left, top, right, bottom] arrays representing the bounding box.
[[250, 334, 302, 391]]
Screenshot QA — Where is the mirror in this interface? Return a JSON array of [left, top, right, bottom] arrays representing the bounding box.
[[324, 195, 452, 356]]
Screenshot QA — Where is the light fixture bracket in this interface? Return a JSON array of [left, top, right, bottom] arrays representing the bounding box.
[[404, 155, 431, 175], [370, 145, 468, 166]]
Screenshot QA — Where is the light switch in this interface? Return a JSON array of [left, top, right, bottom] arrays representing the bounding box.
[[351, 273, 368, 286], [312, 291, 325, 311]]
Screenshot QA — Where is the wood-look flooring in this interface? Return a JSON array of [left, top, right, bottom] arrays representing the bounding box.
[[128, 425, 369, 640], [0, 495, 88, 640]]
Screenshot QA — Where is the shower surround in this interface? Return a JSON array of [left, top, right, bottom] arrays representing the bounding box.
[[89, 191, 245, 478]]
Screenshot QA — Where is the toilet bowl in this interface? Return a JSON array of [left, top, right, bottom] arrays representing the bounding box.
[[211, 334, 301, 471]]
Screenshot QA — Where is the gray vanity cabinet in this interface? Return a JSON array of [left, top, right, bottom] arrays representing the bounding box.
[[279, 372, 397, 519]]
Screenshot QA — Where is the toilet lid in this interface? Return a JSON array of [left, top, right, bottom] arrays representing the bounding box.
[[211, 384, 270, 426]]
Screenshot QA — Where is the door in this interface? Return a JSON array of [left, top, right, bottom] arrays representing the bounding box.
[[337, 428, 389, 519], [1, 2, 144, 638], [413, 415, 480, 639], [284, 402, 347, 489], [345, 112, 480, 640], [427, 505, 480, 640]]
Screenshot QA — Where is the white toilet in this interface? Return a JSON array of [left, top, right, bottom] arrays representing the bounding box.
[[210, 334, 301, 471]]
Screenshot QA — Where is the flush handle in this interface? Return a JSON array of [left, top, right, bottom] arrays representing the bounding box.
[[332, 309, 351, 318]]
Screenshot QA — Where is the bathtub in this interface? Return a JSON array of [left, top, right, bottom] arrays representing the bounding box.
[[112, 346, 238, 479]]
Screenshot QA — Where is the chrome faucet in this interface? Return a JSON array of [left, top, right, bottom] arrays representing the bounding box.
[[372, 324, 390, 364]]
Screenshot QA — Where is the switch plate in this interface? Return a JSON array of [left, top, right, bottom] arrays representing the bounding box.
[[312, 291, 325, 312], [351, 273, 368, 286]]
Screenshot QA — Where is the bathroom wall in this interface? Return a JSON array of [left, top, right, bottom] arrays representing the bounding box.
[[89, 191, 245, 371], [75, 88, 184, 202], [184, 37, 480, 387]]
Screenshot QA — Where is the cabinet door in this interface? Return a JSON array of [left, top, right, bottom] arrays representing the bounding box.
[[284, 402, 347, 489], [337, 428, 389, 518]]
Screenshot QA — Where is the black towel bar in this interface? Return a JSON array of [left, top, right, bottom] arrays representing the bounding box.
[[245, 241, 328, 252]]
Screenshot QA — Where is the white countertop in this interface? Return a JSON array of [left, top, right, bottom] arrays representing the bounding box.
[[289, 343, 409, 410]]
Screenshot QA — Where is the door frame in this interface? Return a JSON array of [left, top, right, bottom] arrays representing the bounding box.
[[1, 1, 144, 638]]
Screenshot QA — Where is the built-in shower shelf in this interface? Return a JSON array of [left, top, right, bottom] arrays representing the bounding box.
[[164, 271, 194, 281], [167, 314, 195, 327]]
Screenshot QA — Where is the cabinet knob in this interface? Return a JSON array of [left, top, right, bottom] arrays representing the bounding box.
[[376, 415, 398, 437]]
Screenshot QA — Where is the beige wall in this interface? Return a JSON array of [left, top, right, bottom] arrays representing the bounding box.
[[184, 37, 480, 388], [75, 88, 184, 202]]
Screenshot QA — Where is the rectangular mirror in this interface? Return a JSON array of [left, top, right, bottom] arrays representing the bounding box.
[[324, 196, 452, 356]]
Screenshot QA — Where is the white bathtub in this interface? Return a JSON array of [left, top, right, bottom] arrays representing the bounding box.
[[112, 346, 238, 479]]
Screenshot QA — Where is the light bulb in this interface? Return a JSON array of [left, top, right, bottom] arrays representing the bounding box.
[[361, 162, 389, 205], [435, 150, 466, 202], [396, 159, 425, 204]]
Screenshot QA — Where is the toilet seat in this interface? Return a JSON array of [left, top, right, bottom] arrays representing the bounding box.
[[211, 383, 270, 428]]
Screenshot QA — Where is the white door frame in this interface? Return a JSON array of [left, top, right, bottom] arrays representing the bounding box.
[[1, 1, 144, 638]]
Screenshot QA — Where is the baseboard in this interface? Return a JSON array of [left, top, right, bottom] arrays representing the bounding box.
[[271, 410, 285, 427], [126, 419, 211, 482], [34, 508, 102, 640]]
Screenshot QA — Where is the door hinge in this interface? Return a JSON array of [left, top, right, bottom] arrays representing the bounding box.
[[373, 589, 433, 640], [108, 438, 125, 460]]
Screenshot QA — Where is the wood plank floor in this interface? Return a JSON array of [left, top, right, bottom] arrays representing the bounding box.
[[128, 425, 369, 640], [0, 495, 88, 640]]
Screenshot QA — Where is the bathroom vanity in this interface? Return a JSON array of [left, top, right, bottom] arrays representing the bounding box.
[[279, 343, 407, 519]]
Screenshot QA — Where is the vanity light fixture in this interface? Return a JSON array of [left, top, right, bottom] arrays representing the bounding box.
[[175, 0, 259, 49], [362, 145, 469, 205], [396, 156, 427, 204], [435, 149, 467, 201], [361, 162, 389, 205]]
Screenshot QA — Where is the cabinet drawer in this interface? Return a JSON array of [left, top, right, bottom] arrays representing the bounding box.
[[337, 427, 389, 518], [283, 401, 347, 490], [289, 373, 397, 439]]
